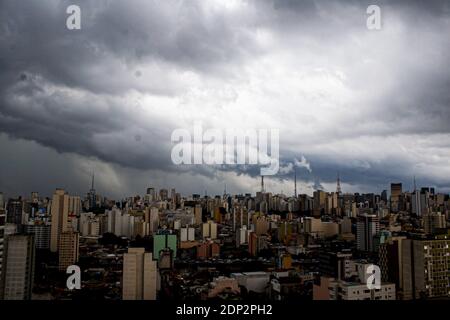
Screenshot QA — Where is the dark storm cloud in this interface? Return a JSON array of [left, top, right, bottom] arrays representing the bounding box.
[[0, 0, 260, 95], [0, 0, 450, 196]]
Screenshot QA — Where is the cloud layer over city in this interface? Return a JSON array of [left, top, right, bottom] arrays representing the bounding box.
[[1, 0, 450, 198]]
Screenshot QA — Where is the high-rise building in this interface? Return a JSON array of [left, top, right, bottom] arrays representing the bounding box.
[[248, 231, 258, 256], [170, 188, 176, 204], [180, 227, 195, 242], [50, 189, 80, 252], [381, 190, 387, 202], [379, 236, 411, 299], [159, 189, 168, 201], [146, 188, 156, 202], [120, 212, 134, 238], [31, 192, 39, 204], [146, 207, 159, 234], [58, 231, 79, 271], [0, 234, 35, 300], [412, 237, 450, 298], [202, 220, 217, 239], [197, 240, 220, 260], [356, 214, 380, 252], [88, 174, 96, 210], [122, 248, 157, 300], [194, 204, 202, 225], [382, 236, 450, 299], [423, 212, 446, 235], [390, 183, 402, 212], [107, 206, 123, 235], [313, 190, 327, 217], [255, 216, 269, 236], [6, 198, 23, 225], [23, 223, 51, 250], [0, 207, 5, 278], [0, 192, 4, 209], [236, 225, 248, 247], [412, 177, 422, 216], [153, 233, 177, 261]]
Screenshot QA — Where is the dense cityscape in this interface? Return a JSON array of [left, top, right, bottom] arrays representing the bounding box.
[[0, 175, 449, 301]]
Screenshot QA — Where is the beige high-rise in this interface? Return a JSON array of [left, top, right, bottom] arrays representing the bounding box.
[[122, 248, 157, 300], [195, 204, 202, 225], [423, 212, 446, 235], [58, 231, 80, 271], [50, 189, 80, 252]]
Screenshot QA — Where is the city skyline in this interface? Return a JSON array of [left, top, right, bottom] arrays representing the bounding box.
[[0, 174, 445, 201], [1, 171, 449, 301]]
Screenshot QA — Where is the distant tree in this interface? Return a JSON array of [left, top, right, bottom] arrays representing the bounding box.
[[129, 235, 153, 252], [99, 233, 119, 246]]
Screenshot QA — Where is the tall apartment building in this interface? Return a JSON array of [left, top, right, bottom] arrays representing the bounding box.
[[122, 248, 157, 300], [50, 189, 80, 252], [423, 212, 446, 235], [202, 220, 217, 239], [107, 206, 123, 235], [379, 236, 411, 299], [255, 216, 270, 236], [146, 187, 156, 202], [148, 207, 159, 234], [0, 207, 5, 278], [412, 236, 450, 298], [58, 231, 80, 271], [6, 198, 23, 225], [313, 190, 327, 217], [381, 235, 450, 299], [390, 183, 402, 212], [80, 212, 101, 237], [153, 233, 177, 260], [194, 204, 202, 225], [197, 240, 220, 260], [180, 227, 195, 242], [0, 234, 35, 300], [23, 223, 51, 250], [159, 189, 168, 201], [356, 214, 380, 252]]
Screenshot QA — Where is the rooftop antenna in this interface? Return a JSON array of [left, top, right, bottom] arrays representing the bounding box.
[[261, 176, 265, 193], [91, 171, 95, 191]]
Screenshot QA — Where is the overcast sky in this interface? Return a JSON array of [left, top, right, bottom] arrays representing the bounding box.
[[1, 0, 450, 199]]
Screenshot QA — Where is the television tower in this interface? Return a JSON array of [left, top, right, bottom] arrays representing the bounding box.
[[336, 172, 342, 195], [294, 167, 297, 197], [89, 171, 96, 210]]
